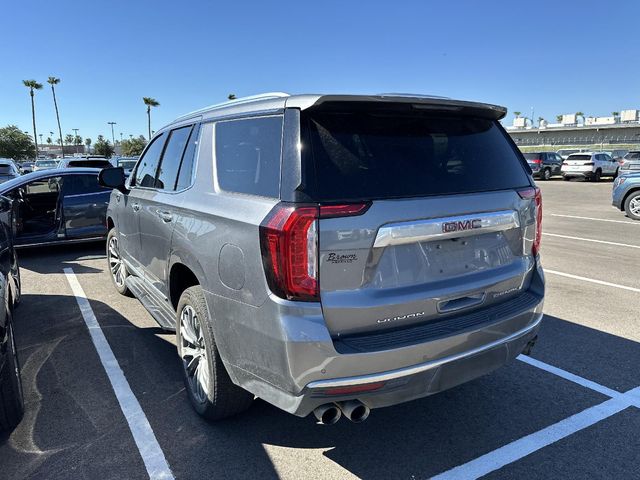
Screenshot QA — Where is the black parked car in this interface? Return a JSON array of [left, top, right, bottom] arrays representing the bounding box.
[[0, 168, 111, 247], [523, 152, 563, 180], [0, 195, 23, 431]]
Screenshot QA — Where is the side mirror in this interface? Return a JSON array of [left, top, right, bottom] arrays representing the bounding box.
[[99, 167, 128, 193]]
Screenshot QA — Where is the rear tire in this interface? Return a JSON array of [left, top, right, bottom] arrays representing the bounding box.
[[624, 192, 640, 221], [593, 170, 602, 182], [176, 286, 253, 420], [0, 313, 24, 432], [107, 228, 132, 296], [542, 168, 551, 181]]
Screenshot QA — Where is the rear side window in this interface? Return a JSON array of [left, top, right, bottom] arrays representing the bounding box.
[[215, 116, 283, 197], [134, 133, 166, 188], [176, 124, 200, 191], [301, 111, 530, 202], [156, 126, 192, 190]]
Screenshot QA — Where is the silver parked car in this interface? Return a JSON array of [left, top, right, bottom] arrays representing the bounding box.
[[619, 151, 640, 176], [99, 93, 544, 424]]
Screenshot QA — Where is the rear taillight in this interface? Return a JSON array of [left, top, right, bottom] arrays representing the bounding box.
[[259, 202, 370, 301], [531, 159, 542, 164], [583, 162, 595, 166], [518, 187, 542, 256]]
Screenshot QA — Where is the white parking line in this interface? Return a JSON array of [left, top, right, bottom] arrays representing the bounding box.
[[433, 354, 640, 480], [517, 355, 622, 398], [544, 232, 640, 249], [550, 214, 639, 225], [545, 269, 640, 293], [64, 268, 174, 480], [431, 395, 633, 480]]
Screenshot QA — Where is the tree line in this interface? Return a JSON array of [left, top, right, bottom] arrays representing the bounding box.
[[10, 76, 161, 160]]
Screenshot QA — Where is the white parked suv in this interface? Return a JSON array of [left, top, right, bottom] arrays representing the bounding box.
[[561, 152, 618, 181]]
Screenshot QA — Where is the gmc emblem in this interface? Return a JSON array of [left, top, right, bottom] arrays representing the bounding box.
[[442, 219, 482, 233]]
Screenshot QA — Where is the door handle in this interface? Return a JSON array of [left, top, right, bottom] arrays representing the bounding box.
[[132, 203, 141, 212], [156, 210, 173, 222]]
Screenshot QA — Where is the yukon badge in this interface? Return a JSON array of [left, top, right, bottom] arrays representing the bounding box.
[[377, 311, 426, 324], [442, 218, 482, 233]]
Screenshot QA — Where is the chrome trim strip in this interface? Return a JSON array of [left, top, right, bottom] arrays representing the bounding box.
[[306, 314, 542, 389], [373, 210, 520, 248]]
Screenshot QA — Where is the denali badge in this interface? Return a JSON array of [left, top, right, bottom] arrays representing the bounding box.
[[377, 311, 426, 324], [442, 219, 482, 233]]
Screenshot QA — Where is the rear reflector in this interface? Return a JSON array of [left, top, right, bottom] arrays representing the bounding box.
[[518, 187, 542, 256], [321, 382, 386, 396]]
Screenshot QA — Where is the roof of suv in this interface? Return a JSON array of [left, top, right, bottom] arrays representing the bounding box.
[[168, 92, 507, 130]]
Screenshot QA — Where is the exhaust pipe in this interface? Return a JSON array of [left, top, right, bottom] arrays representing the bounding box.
[[337, 400, 370, 423], [313, 404, 342, 425]]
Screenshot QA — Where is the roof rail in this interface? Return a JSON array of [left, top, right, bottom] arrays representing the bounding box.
[[174, 92, 290, 122]]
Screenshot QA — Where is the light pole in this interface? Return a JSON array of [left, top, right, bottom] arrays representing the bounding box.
[[108, 122, 117, 148], [72, 128, 79, 153]]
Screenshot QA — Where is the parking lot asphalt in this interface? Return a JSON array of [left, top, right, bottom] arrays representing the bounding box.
[[2, 177, 640, 479]]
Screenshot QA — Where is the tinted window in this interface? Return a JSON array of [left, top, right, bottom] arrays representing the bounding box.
[[568, 155, 592, 161], [176, 124, 200, 191], [625, 152, 640, 160], [215, 116, 283, 197], [0, 165, 16, 174], [134, 133, 166, 188], [67, 160, 112, 168], [523, 153, 542, 161], [156, 126, 192, 190], [301, 112, 530, 202], [64, 174, 109, 195]]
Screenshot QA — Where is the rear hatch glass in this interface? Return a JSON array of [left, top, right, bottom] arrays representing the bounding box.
[[68, 160, 112, 168], [301, 109, 537, 337], [301, 111, 530, 201]]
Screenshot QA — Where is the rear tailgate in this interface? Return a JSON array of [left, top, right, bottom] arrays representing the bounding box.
[[301, 105, 537, 337], [318, 192, 535, 336]]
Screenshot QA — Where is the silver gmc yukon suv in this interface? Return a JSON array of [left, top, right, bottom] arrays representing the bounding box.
[[99, 93, 544, 424]]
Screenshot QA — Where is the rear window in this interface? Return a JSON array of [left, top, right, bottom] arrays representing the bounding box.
[[0, 165, 14, 174], [68, 160, 112, 168], [625, 152, 640, 160], [301, 112, 530, 201], [567, 155, 592, 161], [523, 153, 541, 160]]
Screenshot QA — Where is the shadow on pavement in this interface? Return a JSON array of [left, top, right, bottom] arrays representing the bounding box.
[[17, 243, 105, 275], [6, 286, 640, 479]]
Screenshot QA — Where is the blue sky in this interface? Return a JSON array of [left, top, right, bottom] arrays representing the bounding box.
[[1, 0, 638, 143]]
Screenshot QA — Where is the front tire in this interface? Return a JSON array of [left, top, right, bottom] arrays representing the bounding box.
[[107, 228, 132, 296], [0, 312, 24, 432], [624, 192, 640, 221], [176, 286, 253, 420]]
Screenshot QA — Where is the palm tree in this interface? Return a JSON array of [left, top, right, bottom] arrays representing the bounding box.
[[513, 111, 521, 117], [575, 111, 585, 124], [537, 116, 545, 126], [143, 97, 160, 140], [85, 137, 92, 153], [556, 114, 563, 123], [46, 137, 52, 145], [65, 134, 74, 145], [22, 80, 43, 158], [47, 77, 64, 156]]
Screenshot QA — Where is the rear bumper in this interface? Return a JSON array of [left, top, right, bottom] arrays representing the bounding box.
[[562, 170, 595, 178], [211, 265, 545, 417]]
